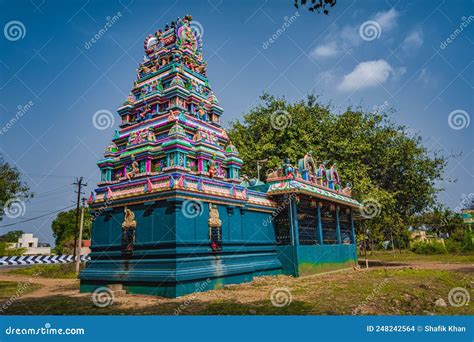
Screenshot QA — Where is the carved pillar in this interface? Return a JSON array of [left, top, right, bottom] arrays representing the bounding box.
[[350, 209, 356, 244], [335, 206, 342, 244], [317, 202, 324, 245]]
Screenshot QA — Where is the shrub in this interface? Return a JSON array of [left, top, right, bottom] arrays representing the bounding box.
[[410, 241, 447, 254]]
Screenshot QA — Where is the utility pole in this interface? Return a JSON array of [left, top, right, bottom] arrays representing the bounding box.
[[363, 220, 368, 269], [73, 177, 86, 259], [75, 197, 86, 275]]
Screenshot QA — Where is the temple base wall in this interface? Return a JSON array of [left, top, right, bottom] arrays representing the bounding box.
[[79, 196, 282, 298], [277, 244, 357, 277]]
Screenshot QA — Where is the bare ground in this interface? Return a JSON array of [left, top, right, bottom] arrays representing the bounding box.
[[0, 260, 472, 315]]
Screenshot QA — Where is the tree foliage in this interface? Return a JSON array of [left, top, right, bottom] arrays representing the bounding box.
[[0, 230, 24, 242], [294, 0, 337, 15], [0, 242, 26, 256], [227, 94, 448, 244], [0, 155, 32, 220], [51, 209, 92, 254]]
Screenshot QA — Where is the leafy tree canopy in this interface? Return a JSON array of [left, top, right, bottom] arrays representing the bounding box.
[[0, 155, 32, 220], [0, 230, 24, 242], [51, 209, 92, 254], [227, 94, 449, 242]]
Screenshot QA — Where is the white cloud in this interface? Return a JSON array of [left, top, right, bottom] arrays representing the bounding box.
[[373, 8, 399, 31], [310, 42, 339, 58], [338, 59, 393, 92], [402, 30, 423, 50]]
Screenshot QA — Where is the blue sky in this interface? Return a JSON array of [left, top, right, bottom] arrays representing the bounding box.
[[0, 0, 472, 245]]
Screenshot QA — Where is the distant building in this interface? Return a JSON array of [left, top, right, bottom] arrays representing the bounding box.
[[80, 240, 91, 256], [462, 198, 473, 231], [410, 226, 445, 245], [9, 233, 51, 256]]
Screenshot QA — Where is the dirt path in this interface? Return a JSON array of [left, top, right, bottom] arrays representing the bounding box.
[[0, 274, 83, 298], [0, 258, 471, 308], [361, 259, 474, 272]]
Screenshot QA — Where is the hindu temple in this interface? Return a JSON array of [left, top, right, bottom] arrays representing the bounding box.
[[80, 15, 362, 297]]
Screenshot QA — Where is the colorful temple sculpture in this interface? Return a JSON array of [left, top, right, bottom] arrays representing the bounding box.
[[80, 16, 362, 297]]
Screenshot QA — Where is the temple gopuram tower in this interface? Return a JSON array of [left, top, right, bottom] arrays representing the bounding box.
[[80, 16, 281, 297]]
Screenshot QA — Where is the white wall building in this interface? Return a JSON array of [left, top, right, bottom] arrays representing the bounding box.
[[11, 233, 51, 256]]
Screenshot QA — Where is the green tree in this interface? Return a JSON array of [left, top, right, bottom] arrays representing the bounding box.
[[0, 230, 24, 242], [51, 209, 92, 254], [0, 242, 26, 256], [294, 0, 337, 14], [0, 156, 32, 220], [228, 94, 448, 245]]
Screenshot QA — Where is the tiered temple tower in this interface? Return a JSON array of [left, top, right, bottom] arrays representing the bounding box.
[[80, 16, 281, 297]]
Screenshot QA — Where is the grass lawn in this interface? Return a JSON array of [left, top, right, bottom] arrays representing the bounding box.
[[0, 281, 42, 302], [7, 263, 78, 279], [362, 250, 474, 263], [0, 268, 472, 315]]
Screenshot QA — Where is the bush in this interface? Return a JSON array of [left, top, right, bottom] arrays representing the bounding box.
[[445, 229, 474, 253], [410, 241, 447, 254]]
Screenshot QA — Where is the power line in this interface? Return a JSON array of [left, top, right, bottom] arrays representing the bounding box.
[[0, 204, 76, 228]]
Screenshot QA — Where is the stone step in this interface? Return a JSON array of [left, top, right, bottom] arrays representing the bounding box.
[[107, 284, 123, 291], [110, 289, 126, 297]]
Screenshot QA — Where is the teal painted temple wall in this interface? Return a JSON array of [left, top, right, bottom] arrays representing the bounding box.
[[80, 195, 282, 297]]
